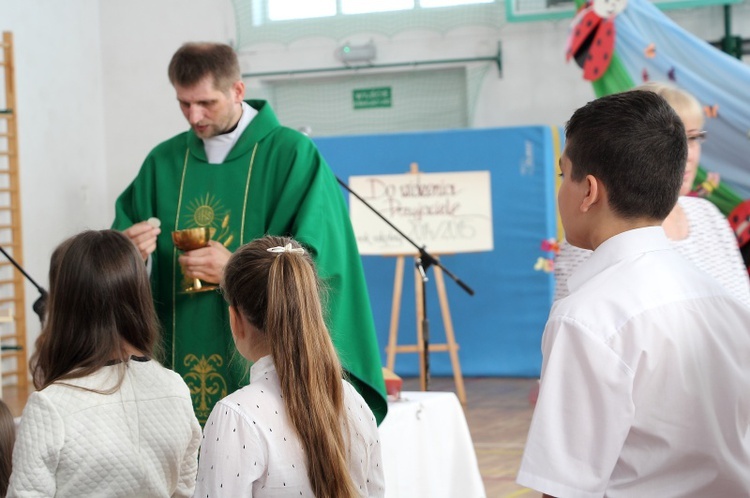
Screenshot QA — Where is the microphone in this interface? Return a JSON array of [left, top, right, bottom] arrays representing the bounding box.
[[0, 246, 47, 324]]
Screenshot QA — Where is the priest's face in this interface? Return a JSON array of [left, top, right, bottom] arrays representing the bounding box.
[[175, 76, 245, 139]]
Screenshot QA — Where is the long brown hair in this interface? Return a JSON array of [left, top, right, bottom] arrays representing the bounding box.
[[0, 399, 14, 498], [221, 236, 357, 498], [30, 230, 160, 390]]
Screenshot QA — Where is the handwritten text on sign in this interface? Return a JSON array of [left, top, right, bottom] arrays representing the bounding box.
[[349, 171, 493, 255]]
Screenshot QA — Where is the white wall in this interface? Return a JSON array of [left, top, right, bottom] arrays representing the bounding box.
[[475, 19, 596, 127], [0, 0, 108, 356], [99, 0, 236, 213]]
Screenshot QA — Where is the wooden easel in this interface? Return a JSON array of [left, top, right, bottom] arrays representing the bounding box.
[[384, 163, 466, 404]]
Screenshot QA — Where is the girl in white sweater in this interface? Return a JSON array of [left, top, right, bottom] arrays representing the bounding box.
[[8, 230, 201, 497]]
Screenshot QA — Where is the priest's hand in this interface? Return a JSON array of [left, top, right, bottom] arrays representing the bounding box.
[[178, 241, 232, 284], [123, 221, 161, 261]]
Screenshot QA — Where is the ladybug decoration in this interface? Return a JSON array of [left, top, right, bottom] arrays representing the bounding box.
[[566, 0, 628, 81]]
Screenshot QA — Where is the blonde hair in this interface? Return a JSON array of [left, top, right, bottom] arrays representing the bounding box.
[[221, 236, 357, 498], [636, 81, 704, 128]]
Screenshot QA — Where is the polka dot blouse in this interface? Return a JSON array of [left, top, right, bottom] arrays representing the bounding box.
[[554, 196, 750, 308], [194, 355, 385, 497]]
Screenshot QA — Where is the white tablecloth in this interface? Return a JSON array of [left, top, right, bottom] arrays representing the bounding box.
[[379, 391, 486, 498]]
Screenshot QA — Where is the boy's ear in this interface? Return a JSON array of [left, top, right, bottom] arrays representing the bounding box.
[[580, 174, 602, 212]]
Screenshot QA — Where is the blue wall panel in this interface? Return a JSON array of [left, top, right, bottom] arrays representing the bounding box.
[[315, 126, 557, 377]]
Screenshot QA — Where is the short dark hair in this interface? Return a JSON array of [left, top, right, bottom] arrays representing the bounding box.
[[167, 42, 240, 92], [565, 90, 687, 220], [30, 230, 160, 390]]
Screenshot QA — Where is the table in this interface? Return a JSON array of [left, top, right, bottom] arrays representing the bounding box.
[[379, 391, 486, 498]]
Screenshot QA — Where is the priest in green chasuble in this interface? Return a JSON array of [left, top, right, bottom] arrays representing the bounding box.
[[113, 42, 387, 425]]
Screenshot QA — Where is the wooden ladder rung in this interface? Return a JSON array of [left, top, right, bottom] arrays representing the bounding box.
[[0, 30, 29, 391], [0, 370, 23, 379]]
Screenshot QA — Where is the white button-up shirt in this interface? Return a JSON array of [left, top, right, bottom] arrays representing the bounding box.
[[518, 227, 750, 497], [194, 355, 385, 497]]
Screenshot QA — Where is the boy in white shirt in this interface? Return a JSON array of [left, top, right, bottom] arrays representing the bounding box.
[[517, 90, 750, 497]]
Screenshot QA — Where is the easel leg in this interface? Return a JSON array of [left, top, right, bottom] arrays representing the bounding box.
[[386, 256, 405, 371], [414, 263, 426, 391], [434, 265, 467, 404]]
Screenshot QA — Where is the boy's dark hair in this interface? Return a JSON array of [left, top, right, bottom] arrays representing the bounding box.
[[167, 42, 240, 92], [565, 90, 687, 220]]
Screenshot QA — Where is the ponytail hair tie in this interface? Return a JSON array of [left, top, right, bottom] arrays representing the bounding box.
[[267, 243, 305, 255]]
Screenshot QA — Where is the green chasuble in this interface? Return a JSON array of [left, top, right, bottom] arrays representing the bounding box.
[[113, 100, 387, 424]]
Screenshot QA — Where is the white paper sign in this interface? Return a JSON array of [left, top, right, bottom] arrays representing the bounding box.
[[349, 171, 493, 255]]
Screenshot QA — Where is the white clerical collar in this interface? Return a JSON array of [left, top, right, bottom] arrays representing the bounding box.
[[203, 101, 257, 164]]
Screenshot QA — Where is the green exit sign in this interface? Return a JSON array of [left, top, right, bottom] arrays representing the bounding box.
[[353, 87, 391, 110]]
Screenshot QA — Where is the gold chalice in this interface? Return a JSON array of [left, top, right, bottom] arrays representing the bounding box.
[[172, 227, 217, 293]]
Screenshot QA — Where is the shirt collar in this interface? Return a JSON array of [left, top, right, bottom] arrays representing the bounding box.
[[187, 100, 278, 162], [567, 226, 671, 294], [202, 101, 258, 164], [249, 354, 276, 382]]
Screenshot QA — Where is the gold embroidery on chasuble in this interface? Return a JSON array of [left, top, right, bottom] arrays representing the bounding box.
[[171, 145, 258, 422], [175, 197, 234, 291], [184, 353, 228, 424], [181, 194, 236, 248]]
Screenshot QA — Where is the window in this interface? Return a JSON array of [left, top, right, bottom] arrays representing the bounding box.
[[342, 0, 414, 15], [261, 0, 494, 22], [237, 0, 502, 46]]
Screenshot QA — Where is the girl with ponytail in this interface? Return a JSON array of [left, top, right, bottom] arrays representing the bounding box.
[[194, 236, 384, 497]]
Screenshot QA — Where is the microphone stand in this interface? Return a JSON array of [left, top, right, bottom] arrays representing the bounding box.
[[0, 245, 47, 324], [337, 176, 474, 392]]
